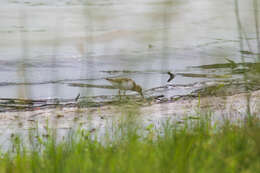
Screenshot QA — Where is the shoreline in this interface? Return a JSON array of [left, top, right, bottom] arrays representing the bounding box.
[[0, 89, 259, 132]]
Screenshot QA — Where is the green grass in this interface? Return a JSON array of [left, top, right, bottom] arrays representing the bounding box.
[[0, 115, 260, 173]]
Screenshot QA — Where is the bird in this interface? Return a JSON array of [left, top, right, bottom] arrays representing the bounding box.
[[105, 77, 144, 98]]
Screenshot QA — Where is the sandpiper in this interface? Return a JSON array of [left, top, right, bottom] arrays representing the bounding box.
[[106, 77, 144, 98]]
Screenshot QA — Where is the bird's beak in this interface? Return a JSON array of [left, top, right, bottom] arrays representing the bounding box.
[[140, 92, 144, 98]]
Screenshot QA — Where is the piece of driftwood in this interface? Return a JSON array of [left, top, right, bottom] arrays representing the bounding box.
[[0, 97, 78, 112], [68, 83, 116, 89], [0, 93, 165, 112]]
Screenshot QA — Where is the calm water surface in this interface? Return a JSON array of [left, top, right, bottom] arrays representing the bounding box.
[[0, 0, 259, 99]]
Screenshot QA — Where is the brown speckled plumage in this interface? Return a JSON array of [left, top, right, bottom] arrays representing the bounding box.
[[106, 78, 143, 97]]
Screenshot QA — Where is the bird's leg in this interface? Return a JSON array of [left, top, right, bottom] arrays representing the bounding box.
[[140, 92, 144, 99], [118, 90, 121, 100], [123, 90, 127, 100]]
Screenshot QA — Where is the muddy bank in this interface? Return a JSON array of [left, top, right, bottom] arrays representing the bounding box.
[[0, 88, 259, 133]]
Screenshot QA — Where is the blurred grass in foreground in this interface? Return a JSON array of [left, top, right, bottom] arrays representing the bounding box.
[[0, 114, 260, 173]]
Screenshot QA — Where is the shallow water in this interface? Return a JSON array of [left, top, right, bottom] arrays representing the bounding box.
[[0, 0, 259, 99]]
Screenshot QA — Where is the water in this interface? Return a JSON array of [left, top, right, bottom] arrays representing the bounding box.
[[0, 0, 259, 99]]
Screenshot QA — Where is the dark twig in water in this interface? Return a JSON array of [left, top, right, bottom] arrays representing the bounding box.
[[167, 72, 175, 82], [224, 57, 237, 69], [75, 93, 80, 101]]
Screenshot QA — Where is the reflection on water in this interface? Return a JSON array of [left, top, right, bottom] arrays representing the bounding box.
[[0, 0, 260, 99]]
